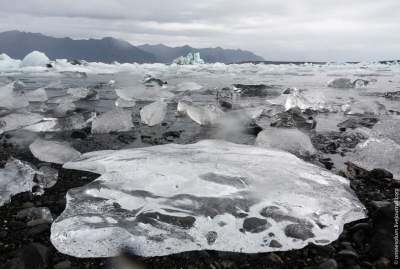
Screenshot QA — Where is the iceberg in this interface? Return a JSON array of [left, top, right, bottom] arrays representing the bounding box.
[[255, 128, 316, 157], [0, 53, 20, 70], [51, 140, 366, 257], [140, 101, 168, 126], [0, 158, 37, 206], [92, 108, 133, 134], [0, 82, 29, 110], [29, 138, 81, 164], [25, 87, 48, 102], [173, 52, 205, 65], [20, 51, 50, 67], [350, 137, 400, 178]]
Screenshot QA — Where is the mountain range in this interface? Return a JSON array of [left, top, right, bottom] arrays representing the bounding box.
[[0, 31, 264, 64]]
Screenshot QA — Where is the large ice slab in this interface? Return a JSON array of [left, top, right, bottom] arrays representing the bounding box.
[[0, 112, 43, 134], [140, 101, 167, 126], [350, 137, 400, 178], [51, 140, 366, 258], [29, 138, 81, 164], [178, 101, 224, 125], [0, 158, 37, 206]]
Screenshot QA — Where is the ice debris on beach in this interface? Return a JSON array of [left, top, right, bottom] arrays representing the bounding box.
[[0, 158, 37, 206], [371, 118, 400, 144], [51, 140, 366, 257], [92, 108, 133, 134], [29, 138, 81, 164], [20, 51, 50, 67], [177, 100, 224, 125], [173, 52, 205, 65], [350, 137, 400, 179], [140, 101, 167, 126], [0, 82, 29, 110], [255, 128, 316, 157]]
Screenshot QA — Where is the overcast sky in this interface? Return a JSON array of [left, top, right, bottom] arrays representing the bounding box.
[[0, 0, 399, 61]]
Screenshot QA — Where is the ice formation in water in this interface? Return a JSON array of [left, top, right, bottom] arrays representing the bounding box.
[[0, 82, 29, 110], [255, 128, 316, 157], [140, 101, 167, 126], [20, 51, 50, 67], [173, 52, 205, 65], [51, 140, 366, 258], [91, 108, 133, 134], [351, 137, 400, 178], [25, 88, 48, 102], [177, 101, 224, 125], [0, 158, 37, 206], [0, 112, 43, 134], [29, 138, 81, 164]]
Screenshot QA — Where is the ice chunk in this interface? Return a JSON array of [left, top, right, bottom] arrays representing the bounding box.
[[0, 83, 29, 110], [52, 140, 366, 257], [115, 87, 174, 102], [115, 98, 136, 108], [350, 137, 400, 178], [0, 158, 37, 206], [29, 138, 81, 164], [24, 113, 94, 132], [36, 165, 59, 189], [256, 128, 316, 156], [327, 78, 354, 88], [173, 52, 205, 65], [284, 89, 314, 111], [25, 88, 48, 102], [53, 101, 76, 116], [175, 82, 203, 92], [0, 112, 43, 134], [20, 51, 50, 67], [178, 101, 224, 125], [67, 88, 98, 100], [371, 118, 400, 144], [92, 108, 133, 134], [16, 207, 53, 224], [343, 100, 387, 116], [140, 101, 167, 126]]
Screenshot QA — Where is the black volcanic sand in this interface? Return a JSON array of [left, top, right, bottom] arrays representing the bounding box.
[[0, 126, 397, 269]]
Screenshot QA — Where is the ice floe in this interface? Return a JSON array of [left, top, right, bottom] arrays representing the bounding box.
[[140, 101, 167, 126], [51, 140, 366, 257], [91, 108, 133, 134], [29, 138, 81, 164]]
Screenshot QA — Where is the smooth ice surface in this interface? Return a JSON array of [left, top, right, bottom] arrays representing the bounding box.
[[20, 51, 50, 67], [52, 140, 366, 258], [0, 158, 37, 206], [29, 138, 81, 164], [178, 101, 224, 125], [351, 137, 400, 178], [255, 128, 316, 156], [140, 101, 167, 126], [92, 108, 133, 134], [0, 112, 43, 134]]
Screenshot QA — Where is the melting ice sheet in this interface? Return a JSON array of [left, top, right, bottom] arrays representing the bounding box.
[[52, 140, 366, 258]]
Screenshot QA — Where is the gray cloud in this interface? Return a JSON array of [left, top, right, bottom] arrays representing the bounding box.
[[0, 0, 399, 61]]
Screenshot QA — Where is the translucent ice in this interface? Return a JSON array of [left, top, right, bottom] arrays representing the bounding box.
[[29, 138, 81, 164], [115, 87, 174, 102], [343, 100, 387, 116], [350, 137, 400, 178], [115, 98, 136, 108], [67, 88, 98, 100], [0, 83, 29, 110], [327, 78, 354, 88], [178, 101, 224, 125], [24, 113, 94, 133], [20, 51, 50, 67], [0, 158, 37, 206], [51, 140, 366, 257], [92, 108, 133, 134], [255, 128, 316, 157], [140, 101, 167, 126], [175, 82, 203, 92], [0, 112, 43, 134]]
